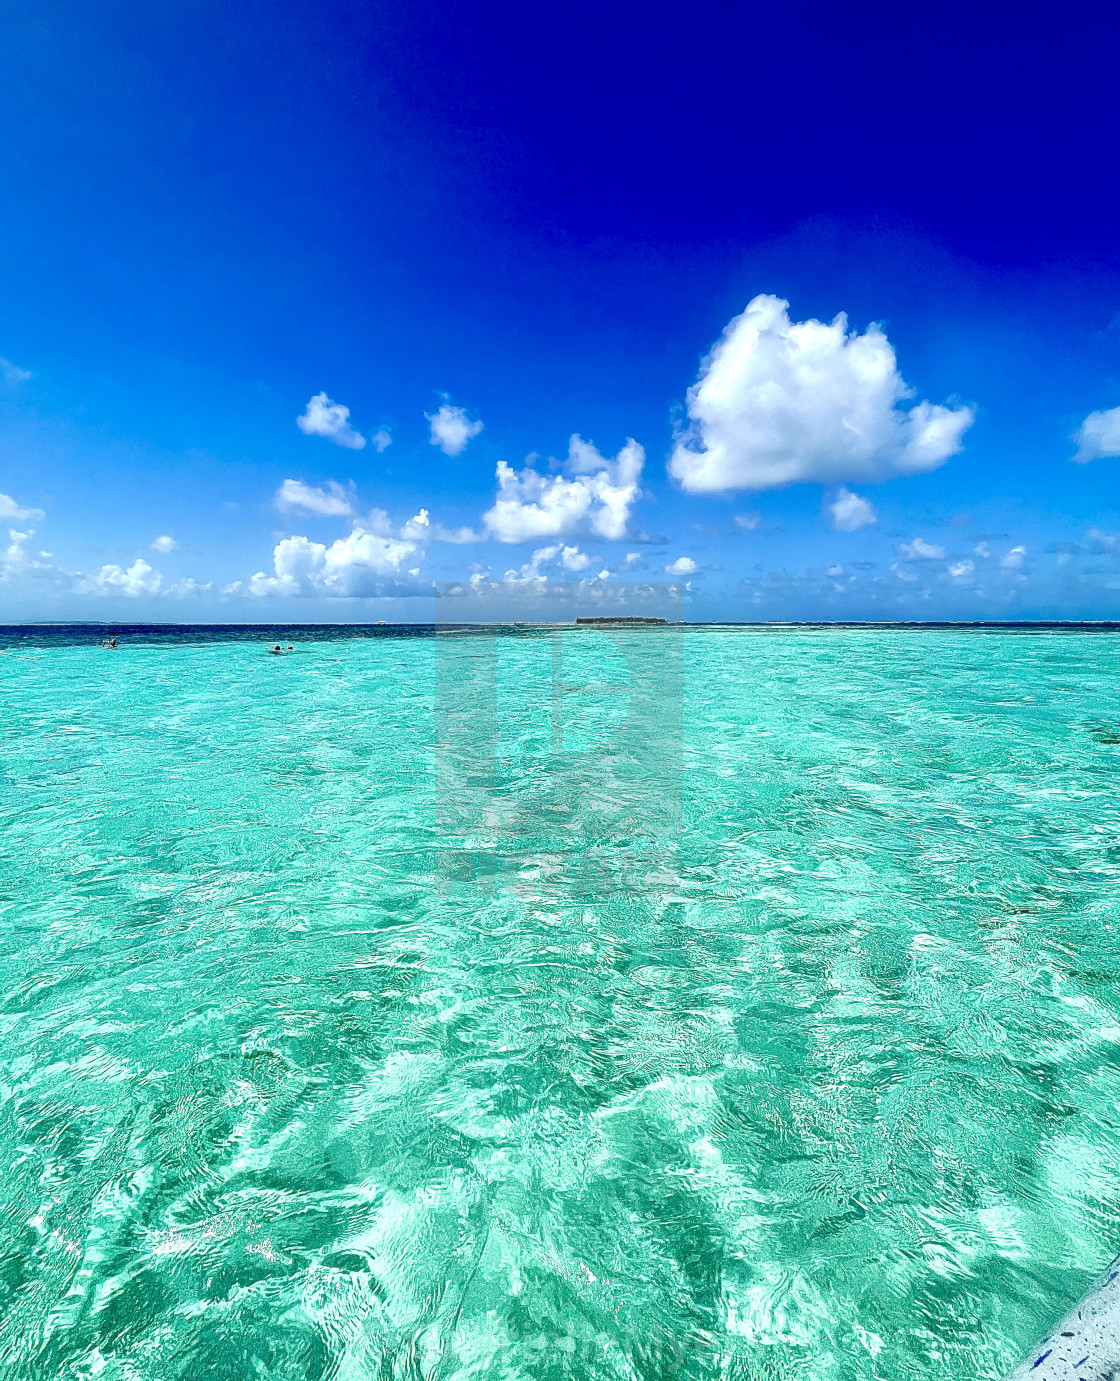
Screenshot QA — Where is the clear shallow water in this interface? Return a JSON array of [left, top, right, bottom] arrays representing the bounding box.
[[3, 627, 1120, 1379]]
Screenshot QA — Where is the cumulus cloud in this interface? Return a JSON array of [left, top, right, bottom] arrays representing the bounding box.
[[86, 559, 163, 597], [0, 492, 45, 522], [1088, 528, 1120, 555], [828, 487, 877, 532], [0, 523, 214, 603], [668, 294, 974, 492], [1, 529, 65, 588], [1000, 545, 1027, 570], [398, 508, 431, 541], [734, 512, 760, 530], [297, 392, 367, 450], [947, 559, 975, 580], [484, 435, 643, 543], [398, 508, 479, 543], [274, 478, 354, 517], [150, 534, 178, 553], [558, 545, 593, 571], [164, 577, 212, 597], [503, 543, 598, 583], [249, 536, 322, 596], [371, 429, 392, 453], [897, 537, 946, 561], [0, 357, 31, 384], [1073, 406, 1120, 463], [665, 555, 699, 576], [427, 403, 483, 456], [248, 515, 420, 598], [247, 496, 486, 598]]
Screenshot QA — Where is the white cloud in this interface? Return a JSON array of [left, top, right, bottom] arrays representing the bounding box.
[[503, 543, 595, 582], [398, 509, 431, 541], [87, 559, 162, 597], [2, 526, 186, 601], [0, 492, 45, 522], [1073, 405, 1120, 463], [249, 535, 322, 596], [623, 552, 645, 568], [734, 512, 760, 530], [0, 357, 31, 384], [665, 555, 698, 576], [317, 528, 417, 588], [1, 529, 62, 587], [897, 537, 946, 561], [828, 488, 877, 532], [669, 294, 974, 492], [427, 403, 483, 456], [296, 392, 367, 450], [1000, 545, 1027, 570], [150, 534, 179, 553], [1089, 528, 1120, 554], [503, 547, 556, 583], [398, 508, 479, 543], [559, 545, 593, 571], [1, 527, 213, 602], [2, 529, 29, 575], [371, 429, 392, 453], [947, 559, 975, 580], [973, 541, 991, 558], [249, 500, 479, 598], [164, 577, 212, 597], [248, 518, 419, 598], [484, 435, 643, 543], [274, 478, 354, 516]]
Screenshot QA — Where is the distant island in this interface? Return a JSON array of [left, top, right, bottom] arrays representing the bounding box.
[[575, 616, 668, 625]]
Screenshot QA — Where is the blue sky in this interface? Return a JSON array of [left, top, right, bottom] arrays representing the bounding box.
[[2, 0, 1119, 621]]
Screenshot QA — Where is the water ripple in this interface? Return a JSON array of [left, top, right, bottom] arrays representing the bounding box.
[[2, 629, 1120, 1377]]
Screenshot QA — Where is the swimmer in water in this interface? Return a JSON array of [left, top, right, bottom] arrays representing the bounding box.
[[101, 637, 119, 649], [268, 644, 284, 655]]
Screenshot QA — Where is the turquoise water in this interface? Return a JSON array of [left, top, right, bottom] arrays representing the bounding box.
[[3, 627, 1120, 1379]]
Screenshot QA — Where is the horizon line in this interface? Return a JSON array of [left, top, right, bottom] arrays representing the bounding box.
[[5, 619, 1120, 632]]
